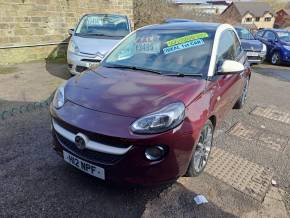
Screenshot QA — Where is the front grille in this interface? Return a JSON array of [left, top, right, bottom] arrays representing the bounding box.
[[248, 56, 262, 60], [76, 66, 88, 73], [244, 48, 262, 52], [81, 59, 101, 63], [55, 119, 131, 149], [55, 132, 125, 165]]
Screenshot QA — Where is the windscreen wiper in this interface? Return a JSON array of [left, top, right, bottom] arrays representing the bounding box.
[[79, 33, 107, 37], [163, 72, 203, 77], [105, 64, 162, 75]]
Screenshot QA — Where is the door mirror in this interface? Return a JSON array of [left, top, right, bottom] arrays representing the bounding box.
[[68, 28, 74, 35], [217, 60, 245, 75]]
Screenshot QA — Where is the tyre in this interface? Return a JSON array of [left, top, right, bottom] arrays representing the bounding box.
[[234, 77, 249, 109], [186, 120, 214, 177], [271, 52, 281, 65]]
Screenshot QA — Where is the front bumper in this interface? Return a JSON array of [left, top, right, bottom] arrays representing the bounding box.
[[67, 51, 102, 75], [50, 102, 196, 185], [281, 50, 290, 63], [245, 50, 266, 64]]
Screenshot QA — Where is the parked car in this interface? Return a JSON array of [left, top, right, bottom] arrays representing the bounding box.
[[67, 14, 131, 75], [235, 27, 267, 64], [255, 29, 290, 65], [50, 22, 251, 185]]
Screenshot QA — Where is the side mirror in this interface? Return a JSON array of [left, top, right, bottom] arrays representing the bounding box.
[[68, 28, 74, 35], [217, 60, 245, 75]]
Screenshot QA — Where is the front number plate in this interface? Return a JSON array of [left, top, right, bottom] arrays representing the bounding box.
[[247, 52, 259, 57], [86, 62, 99, 69], [63, 151, 105, 180]]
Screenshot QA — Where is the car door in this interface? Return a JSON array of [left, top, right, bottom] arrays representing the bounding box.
[[209, 29, 245, 121], [262, 30, 277, 57]]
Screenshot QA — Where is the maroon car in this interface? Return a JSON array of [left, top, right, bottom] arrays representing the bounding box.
[[50, 22, 251, 185]]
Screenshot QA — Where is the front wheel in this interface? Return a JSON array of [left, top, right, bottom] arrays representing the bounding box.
[[234, 77, 249, 109], [186, 120, 214, 177], [271, 52, 281, 65]]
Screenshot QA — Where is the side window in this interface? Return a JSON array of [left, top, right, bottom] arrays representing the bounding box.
[[263, 31, 276, 40], [216, 30, 236, 63], [231, 31, 242, 57]]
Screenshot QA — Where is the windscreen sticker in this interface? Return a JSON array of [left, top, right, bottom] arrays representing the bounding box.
[[163, 39, 205, 55], [135, 35, 161, 54], [166, 32, 209, 47]]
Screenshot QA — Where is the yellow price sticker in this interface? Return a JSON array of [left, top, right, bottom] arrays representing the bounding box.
[[166, 32, 209, 47]]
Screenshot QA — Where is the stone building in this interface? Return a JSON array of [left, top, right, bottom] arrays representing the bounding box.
[[0, 0, 134, 64]]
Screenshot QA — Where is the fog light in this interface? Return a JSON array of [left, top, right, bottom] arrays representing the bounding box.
[[145, 146, 166, 161]]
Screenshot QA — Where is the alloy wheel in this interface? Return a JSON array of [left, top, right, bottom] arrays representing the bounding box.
[[271, 52, 279, 65], [193, 124, 213, 173], [241, 78, 249, 105]]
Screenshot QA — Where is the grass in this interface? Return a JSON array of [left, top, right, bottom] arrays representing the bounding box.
[[0, 66, 17, 75]]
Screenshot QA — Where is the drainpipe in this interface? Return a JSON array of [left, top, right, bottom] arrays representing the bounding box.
[[0, 41, 68, 49]]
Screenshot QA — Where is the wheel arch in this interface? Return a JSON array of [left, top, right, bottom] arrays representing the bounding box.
[[208, 115, 217, 129]]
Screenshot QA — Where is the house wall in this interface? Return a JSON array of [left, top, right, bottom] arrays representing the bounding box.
[[220, 4, 241, 24], [0, 0, 133, 64], [241, 12, 275, 29]]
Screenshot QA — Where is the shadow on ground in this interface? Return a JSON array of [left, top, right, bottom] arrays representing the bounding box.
[[0, 97, 237, 217], [45, 38, 71, 80]]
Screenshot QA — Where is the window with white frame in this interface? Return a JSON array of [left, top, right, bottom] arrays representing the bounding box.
[[245, 17, 252, 22]]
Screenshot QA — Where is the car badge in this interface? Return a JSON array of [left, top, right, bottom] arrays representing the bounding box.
[[74, 133, 88, 150]]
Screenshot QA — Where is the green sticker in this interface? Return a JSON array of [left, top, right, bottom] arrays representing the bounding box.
[[166, 32, 209, 47]]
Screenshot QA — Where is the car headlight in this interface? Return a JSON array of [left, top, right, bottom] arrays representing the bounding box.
[[131, 102, 185, 134], [52, 82, 66, 109], [262, 43, 267, 52], [283, 45, 290, 50], [68, 40, 80, 53]]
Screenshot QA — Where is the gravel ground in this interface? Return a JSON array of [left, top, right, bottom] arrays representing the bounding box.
[[0, 61, 289, 217]]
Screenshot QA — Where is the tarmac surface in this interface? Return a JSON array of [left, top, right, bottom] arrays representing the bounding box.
[[0, 62, 289, 217]]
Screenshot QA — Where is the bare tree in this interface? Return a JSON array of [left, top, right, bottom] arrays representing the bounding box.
[[257, 0, 288, 12], [134, 0, 221, 28]]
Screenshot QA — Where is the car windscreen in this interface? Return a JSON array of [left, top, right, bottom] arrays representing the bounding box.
[[75, 14, 130, 37], [277, 31, 290, 43], [235, 28, 255, 40], [102, 29, 214, 76]]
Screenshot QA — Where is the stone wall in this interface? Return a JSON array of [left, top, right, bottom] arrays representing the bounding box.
[[0, 0, 134, 64]]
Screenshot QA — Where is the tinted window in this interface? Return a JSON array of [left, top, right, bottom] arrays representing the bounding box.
[[263, 31, 276, 40], [216, 30, 236, 63], [103, 29, 215, 76]]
